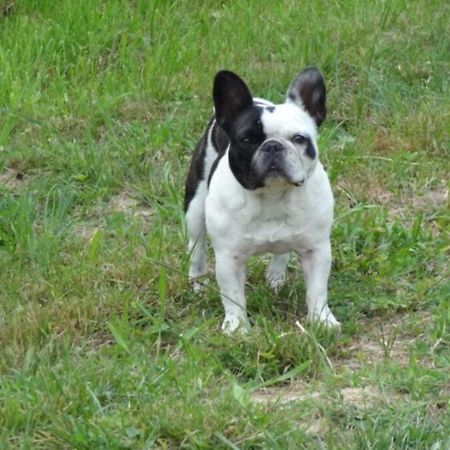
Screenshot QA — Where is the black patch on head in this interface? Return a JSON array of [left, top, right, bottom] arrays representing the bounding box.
[[226, 105, 267, 190], [212, 70, 272, 189], [305, 140, 316, 159]]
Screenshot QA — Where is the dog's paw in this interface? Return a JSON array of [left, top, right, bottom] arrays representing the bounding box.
[[188, 277, 205, 293], [265, 270, 286, 291], [266, 254, 288, 291], [221, 315, 250, 335], [307, 307, 341, 329]]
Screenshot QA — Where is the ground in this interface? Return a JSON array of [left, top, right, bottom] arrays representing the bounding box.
[[0, 0, 449, 448]]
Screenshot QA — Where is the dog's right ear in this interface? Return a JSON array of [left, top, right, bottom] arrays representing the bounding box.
[[213, 71, 253, 132]]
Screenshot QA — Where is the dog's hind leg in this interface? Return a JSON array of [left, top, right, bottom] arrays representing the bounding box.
[[185, 182, 208, 291], [266, 253, 289, 291]]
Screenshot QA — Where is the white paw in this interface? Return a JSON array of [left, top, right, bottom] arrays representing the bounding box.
[[221, 314, 250, 335], [266, 254, 288, 291], [266, 270, 286, 291], [188, 277, 204, 293], [307, 307, 341, 329]]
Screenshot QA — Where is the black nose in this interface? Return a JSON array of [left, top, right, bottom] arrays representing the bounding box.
[[261, 141, 284, 154]]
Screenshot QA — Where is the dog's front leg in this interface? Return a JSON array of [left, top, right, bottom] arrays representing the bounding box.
[[299, 242, 340, 327], [214, 250, 249, 333]]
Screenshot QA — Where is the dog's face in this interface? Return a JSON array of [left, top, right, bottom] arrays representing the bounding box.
[[213, 68, 326, 190]]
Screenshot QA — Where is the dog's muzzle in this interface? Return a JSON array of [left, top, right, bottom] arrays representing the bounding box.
[[260, 140, 285, 172], [253, 139, 305, 187]]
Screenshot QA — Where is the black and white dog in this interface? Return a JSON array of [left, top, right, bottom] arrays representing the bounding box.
[[184, 68, 339, 333]]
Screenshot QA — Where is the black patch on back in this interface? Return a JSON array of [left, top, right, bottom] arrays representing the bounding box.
[[211, 120, 229, 154], [305, 140, 316, 159], [266, 106, 275, 113], [207, 155, 222, 186], [207, 120, 230, 185], [184, 118, 230, 211], [184, 118, 212, 212]]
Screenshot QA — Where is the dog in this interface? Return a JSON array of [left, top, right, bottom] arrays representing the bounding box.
[[184, 68, 340, 333]]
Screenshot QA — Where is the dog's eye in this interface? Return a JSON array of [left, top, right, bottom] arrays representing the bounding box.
[[292, 134, 308, 145], [240, 137, 256, 145]]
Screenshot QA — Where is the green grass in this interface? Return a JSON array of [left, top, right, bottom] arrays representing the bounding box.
[[0, 0, 449, 448]]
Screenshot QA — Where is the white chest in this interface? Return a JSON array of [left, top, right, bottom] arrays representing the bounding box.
[[229, 198, 323, 254], [205, 159, 333, 256]]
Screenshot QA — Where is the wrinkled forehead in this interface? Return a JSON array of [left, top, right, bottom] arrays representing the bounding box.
[[260, 103, 317, 139]]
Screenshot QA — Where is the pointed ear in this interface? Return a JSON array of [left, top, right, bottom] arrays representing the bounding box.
[[286, 67, 326, 127], [213, 70, 253, 131]]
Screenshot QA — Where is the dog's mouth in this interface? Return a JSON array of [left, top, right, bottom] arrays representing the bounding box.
[[262, 165, 304, 187], [266, 165, 284, 175]]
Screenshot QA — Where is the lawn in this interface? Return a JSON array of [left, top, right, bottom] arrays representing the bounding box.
[[0, 0, 449, 448]]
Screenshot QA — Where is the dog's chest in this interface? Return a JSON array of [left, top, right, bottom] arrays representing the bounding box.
[[236, 196, 315, 254], [209, 189, 323, 255]]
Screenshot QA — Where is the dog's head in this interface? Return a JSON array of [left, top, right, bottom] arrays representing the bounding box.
[[213, 68, 326, 190]]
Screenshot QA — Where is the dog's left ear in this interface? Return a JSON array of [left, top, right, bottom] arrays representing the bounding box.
[[286, 67, 326, 127]]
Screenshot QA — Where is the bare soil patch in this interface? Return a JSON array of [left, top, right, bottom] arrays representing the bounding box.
[[250, 313, 432, 432], [336, 179, 448, 221], [0, 168, 32, 192], [336, 313, 435, 371], [72, 189, 152, 240]]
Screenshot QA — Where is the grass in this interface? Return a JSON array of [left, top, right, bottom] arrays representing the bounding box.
[[0, 0, 449, 448]]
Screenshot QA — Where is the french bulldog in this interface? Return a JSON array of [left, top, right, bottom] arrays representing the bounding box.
[[184, 68, 339, 333]]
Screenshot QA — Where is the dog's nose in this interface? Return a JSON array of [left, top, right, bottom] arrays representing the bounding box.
[[261, 141, 284, 154]]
